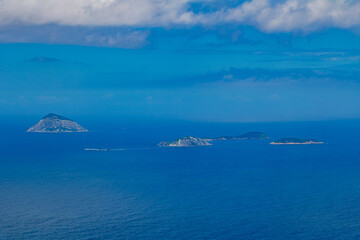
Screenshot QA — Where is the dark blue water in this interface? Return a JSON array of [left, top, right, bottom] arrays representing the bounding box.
[[1, 119, 360, 239]]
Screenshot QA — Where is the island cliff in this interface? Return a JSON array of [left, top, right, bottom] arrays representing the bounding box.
[[27, 113, 88, 133]]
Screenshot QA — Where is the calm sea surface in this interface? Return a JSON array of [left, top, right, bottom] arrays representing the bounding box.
[[1, 119, 360, 239]]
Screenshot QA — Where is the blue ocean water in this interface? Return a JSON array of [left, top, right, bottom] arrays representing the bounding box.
[[1, 119, 360, 240]]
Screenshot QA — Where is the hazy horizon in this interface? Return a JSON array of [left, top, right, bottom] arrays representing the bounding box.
[[1, 0, 360, 122]]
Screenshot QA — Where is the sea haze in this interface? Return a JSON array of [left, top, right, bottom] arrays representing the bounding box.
[[1, 119, 360, 239]]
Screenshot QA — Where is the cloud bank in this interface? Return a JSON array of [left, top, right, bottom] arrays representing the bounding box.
[[0, 25, 150, 48], [1, 0, 360, 47], [1, 0, 360, 32]]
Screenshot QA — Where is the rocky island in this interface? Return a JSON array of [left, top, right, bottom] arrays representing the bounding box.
[[158, 131, 269, 147], [27, 113, 88, 133], [270, 138, 324, 145], [207, 131, 269, 141], [158, 137, 211, 147]]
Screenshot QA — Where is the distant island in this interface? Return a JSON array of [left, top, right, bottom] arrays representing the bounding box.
[[270, 138, 324, 145], [27, 113, 88, 133], [207, 131, 269, 141], [158, 137, 211, 147], [27, 56, 61, 63]]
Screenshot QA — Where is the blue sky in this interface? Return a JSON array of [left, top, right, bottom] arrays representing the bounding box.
[[0, 0, 360, 122]]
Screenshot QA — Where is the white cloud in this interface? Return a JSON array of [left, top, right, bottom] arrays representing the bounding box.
[[0, 0, 197, 26], [0, 0, 360, 32], [224, 0, 360, 32]]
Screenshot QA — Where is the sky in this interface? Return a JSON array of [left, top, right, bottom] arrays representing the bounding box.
[[0, 0, 360, 122]]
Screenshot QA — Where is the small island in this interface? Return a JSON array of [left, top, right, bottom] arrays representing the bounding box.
[[207, 131, 269, 141], [27, 113, 88, 133], [158, 136, 211, 147], [270, 138, 324, 145]]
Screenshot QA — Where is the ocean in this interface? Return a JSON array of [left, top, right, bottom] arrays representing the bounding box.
[[1, 119, 360, 239]]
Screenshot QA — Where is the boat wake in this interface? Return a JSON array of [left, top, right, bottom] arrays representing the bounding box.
[[84, 147, 156, 151]]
